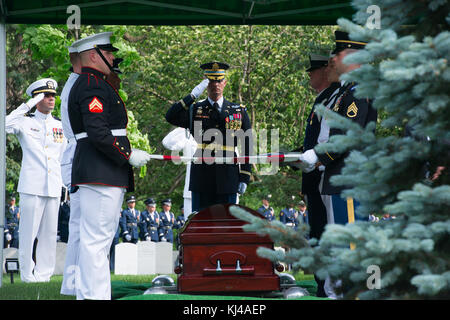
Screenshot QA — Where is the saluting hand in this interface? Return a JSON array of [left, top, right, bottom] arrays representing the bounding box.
[[25, 93, 45, 110], [191, 79, 209, 99]]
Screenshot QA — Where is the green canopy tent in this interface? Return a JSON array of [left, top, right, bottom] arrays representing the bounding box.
[[0, 0, 354, 286]]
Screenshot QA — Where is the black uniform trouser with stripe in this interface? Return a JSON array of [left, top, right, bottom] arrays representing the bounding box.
[[304, 191, 328, 240], [305, 191, 328, 297]]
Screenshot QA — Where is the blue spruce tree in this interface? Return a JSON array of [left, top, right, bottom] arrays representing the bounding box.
[[230, 0, 449, 299]]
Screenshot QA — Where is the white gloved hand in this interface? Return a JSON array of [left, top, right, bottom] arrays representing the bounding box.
[[125, 234, 132, 241], [146, 236, 151, 241], [26, 93, 45, 109], [191, 79, 209, 99], [161, 237, 167, 242], [129, 148, 151, 168], [238, 182, 247, 195], [5, 233, 12, 242], [298, 149, 319, 173]]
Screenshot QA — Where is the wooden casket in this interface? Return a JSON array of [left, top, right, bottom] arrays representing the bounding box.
[[175, 203, 280, 293]]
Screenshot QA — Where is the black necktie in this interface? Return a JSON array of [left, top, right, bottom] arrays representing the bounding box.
[[213, 102, 220, 112]]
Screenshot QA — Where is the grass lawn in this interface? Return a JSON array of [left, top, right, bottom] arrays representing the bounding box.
[[0, 271, 314, 300]]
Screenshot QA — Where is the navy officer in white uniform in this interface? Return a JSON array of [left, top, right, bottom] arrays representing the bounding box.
[[6, 78, 66, 282]]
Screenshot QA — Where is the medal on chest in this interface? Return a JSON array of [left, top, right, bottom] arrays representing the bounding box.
[[52, 128, 63, 143], [225, 113, 242, 130]]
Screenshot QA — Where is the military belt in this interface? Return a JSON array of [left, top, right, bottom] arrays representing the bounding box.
[[198, 143, 235, 152], [7, 223, 18, 227], [163, 226, 172, 230], [285, 222, 295, 227], [75, 129, 127, 140], [150, 227, 157, 231], [127, 223, 137, 227]]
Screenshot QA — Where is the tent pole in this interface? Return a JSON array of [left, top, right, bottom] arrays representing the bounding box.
[[0, 18, 6, 288]]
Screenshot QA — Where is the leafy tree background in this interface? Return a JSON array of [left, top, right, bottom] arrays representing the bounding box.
[[5, 24, 336, 215]]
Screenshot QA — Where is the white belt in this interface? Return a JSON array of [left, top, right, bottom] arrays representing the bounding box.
[[75, 129, 127, 140], [285, 222, 295, 227]]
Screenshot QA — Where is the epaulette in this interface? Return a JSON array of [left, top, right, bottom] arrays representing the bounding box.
[[240, 104, 246, 109], [24, 112, 34, 117], [53, 116, 61, 121]]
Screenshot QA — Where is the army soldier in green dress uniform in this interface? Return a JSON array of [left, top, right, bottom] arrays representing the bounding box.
[[166, 62, 253, 212]]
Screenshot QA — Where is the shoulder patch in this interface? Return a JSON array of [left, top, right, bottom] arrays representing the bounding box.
[[89, 97, 103, 113]]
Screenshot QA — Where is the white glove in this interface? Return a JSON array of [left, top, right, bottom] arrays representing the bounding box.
[[161, 236, 167, 242], [238, 182, 247, 195], [26, 93, 45, 109], [125, 234, 132, 241], [5, 233, 12, 242], [191, 79, 209, 99], [129, 148, 151, 168], [298, 149, 318, 173], [146, 236, 151, 241]]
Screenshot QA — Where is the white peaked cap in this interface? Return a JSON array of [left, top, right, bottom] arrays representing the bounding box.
[[75, 32, 118, 53], [26, 78, 58, 97]]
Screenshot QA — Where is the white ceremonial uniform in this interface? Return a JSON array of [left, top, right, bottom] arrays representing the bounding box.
[[60, 72, 79, 186], [6, 104, 66, 282], [59, 72, 81, 295]]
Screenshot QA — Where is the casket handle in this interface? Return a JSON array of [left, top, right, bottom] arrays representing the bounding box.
[[203, 260, 255, 275]]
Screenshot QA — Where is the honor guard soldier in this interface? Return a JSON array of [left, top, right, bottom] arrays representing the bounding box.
[[279, 197, 299, 228], [298, 31, 377, 226], [166, 62, 253, 212], [301, 53, 341, 240], [120, 195, 140, 244], [140, 198, 160, 242], [158, 199, 175, 243], [4, 196, 20, 248], [66, 32, 151, 300], [60, 39, 83, 296], [6, 77, 66, 282], [257, 195, 275, 221]]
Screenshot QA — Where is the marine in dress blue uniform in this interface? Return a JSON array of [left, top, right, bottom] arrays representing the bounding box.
[[256, 195, 275, 221], [66, 32, 150, 300], [140, 198, 160, 242], [158, 199, 175, 243], [120, 196, 140, 244], [4, 196, 20, 248], [165, 62, 253, 212]]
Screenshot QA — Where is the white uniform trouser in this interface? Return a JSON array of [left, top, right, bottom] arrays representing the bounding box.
[[18, 193, 60, 282], [60, 189, 81, 295], [76, 184, 125, 300]]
